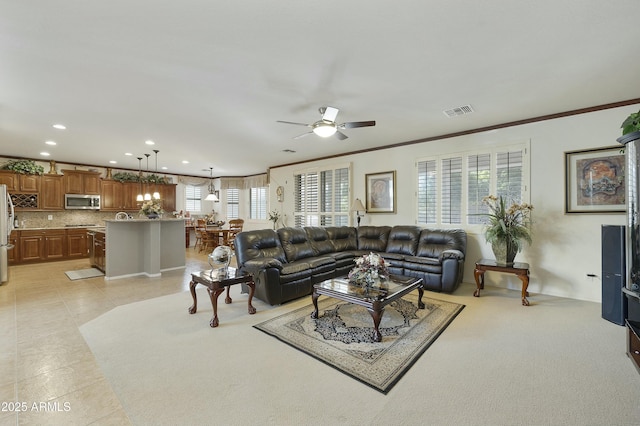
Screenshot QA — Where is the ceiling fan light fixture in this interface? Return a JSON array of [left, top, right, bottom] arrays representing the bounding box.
[[312, 122, 337, 137]]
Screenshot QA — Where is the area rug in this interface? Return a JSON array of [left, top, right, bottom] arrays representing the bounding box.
[[253, 293, 464, 394], [64, 268, 104, 280]]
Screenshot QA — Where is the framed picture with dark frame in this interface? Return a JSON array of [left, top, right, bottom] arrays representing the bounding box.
[[365, 170, 396, 213], [564, 146, 625, 214]]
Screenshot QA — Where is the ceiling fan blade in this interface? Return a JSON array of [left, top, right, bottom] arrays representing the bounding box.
[[277, 120, 311, 127], [293, 131, 314, 140], [340, 120, 376, 129], [322, 106, 339, 123], [334, 131, 348, 140]]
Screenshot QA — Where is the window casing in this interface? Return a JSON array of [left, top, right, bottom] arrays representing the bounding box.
[[416, 143, 528, 229], [185, 185, 202, 213], [294, 165, 350, 227], [250, 187, 267, 219]]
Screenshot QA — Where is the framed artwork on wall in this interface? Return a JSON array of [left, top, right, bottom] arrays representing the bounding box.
[[365, 170, 396, 213], [564, 146, 625, 214]]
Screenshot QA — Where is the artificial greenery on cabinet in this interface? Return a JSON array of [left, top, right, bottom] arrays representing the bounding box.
[[1, 159, 44, 175]]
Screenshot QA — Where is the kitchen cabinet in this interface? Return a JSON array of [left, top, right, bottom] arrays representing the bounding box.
[[159, 184, 177, 213], [19, 230, 45, 262], [18, 174, 41, 193], [16, 229, 83, 263], [43, 229, 66, 260], [91, 231, 106, 272], [7, 231, 19, 264], [63, 170, 101, 194], [101, 181, 142, 211], [0, 171, 18, 191], [67, 228, 89, 258], [41, 174, 64, 210]]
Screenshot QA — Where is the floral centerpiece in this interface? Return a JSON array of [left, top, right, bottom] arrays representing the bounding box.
[[268, 210, 280, 229], [348, 252, 390, 287], [477, 195, 533, 264], [139, 199, 164, 218]]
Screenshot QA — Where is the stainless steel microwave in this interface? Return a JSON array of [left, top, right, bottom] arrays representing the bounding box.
[[65, 194, 100, 210]]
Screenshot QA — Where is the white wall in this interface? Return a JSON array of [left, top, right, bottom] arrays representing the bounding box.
[[269, 104, 640, 302]]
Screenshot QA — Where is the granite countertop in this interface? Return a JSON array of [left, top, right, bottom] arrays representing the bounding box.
[[15, 225, 106, 231]]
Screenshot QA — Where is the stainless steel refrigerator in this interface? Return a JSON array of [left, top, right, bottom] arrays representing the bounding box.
[[0, 184, 15, 283]]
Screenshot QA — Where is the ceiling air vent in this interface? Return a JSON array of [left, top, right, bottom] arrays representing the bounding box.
[[443, 104, 474, 118]]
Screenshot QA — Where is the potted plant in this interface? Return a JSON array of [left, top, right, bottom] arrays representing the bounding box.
[[477, 195, 534, 265], [617, 108, 640, 145], [1, 159, 44, 175]]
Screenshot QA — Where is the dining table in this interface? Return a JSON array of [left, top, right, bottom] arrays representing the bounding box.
[[205, 227, 230, 247]]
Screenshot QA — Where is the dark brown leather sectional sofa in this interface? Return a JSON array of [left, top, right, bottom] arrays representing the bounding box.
[[235, 225, 466, 305]]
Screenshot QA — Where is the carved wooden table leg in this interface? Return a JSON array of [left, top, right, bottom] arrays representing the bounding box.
[[368, 306, 385, 342], [473, 268, 485, 297], [245, 280, 257, 314], [188, 279, 198, 314], [207, 287, 226, 327], [310, 289, 320, 319], [518, 270, 530, 306]]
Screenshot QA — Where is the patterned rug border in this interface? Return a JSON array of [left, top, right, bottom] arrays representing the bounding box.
[[253, 294, 464, 394]]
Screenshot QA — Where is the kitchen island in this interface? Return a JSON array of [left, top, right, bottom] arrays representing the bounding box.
[[104, 218, 185, 280]]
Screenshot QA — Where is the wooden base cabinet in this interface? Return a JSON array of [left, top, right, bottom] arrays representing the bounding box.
[[7, 231, 19, 264], [13, 228, 89, 264]]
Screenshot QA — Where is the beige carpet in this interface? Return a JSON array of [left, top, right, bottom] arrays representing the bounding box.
[[80, 283, 640, 425], [254, 293, 464, 393]]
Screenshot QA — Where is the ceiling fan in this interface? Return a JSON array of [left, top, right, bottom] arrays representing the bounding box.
[[277, 106, 375, 140]]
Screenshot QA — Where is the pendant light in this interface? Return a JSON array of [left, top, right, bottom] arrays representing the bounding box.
[[205, 167, 219, 201], [152, 149, 161, 200], [143, 154, 152, 201], [136, 157, 144, 202]]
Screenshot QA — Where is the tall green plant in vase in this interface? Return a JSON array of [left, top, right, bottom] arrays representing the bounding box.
[[478, 195, 533, 265]]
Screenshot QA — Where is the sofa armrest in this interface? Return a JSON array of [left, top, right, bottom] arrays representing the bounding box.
[[439, 249, 464, 262], [242, 258, 283, 275]]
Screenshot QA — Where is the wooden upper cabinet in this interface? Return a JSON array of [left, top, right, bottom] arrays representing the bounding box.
[[18, 174, 41, 193], [41, 174, 64, 210], [159, 184, 177, 213], [0, 171, 18, 191], [100, 180, 124, 211], [62, 170, 101, 194]]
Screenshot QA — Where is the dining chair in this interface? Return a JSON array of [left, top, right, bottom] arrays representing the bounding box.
[[224, 218, 244, 251], [194, 219, 209, 252]]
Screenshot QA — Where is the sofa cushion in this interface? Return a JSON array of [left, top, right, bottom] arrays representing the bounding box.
[[278, 227, 315, 262], [235, 229, 287, 264], [386, 226, 421, 256], [326, 226, 358, 251], [356, 226, 391, 252], [304, 227, 335, 256], [416, 229, 467, 258]]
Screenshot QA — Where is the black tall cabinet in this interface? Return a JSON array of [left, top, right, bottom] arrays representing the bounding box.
[[602, 225, 627, 325]]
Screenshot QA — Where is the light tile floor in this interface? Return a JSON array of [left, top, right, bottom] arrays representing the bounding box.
[[0, 249, 214, 425]]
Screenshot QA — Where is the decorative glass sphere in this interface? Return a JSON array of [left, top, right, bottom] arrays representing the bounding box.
[[208, 245, 233, 271]]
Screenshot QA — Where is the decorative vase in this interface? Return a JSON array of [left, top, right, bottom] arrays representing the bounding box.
[[146, 213, 159, 219], [491, 240, 518, 265]]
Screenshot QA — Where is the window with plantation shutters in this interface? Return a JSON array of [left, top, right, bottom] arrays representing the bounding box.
[[226, 188, 239, 219], [185, 185, 202, 213], [416, 143, 528, 227], [250, 187, 267, 219], [295, 165, 350, 227]]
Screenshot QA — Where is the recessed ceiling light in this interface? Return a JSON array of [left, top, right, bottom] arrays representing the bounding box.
[[161, 166, 167, 170], [109, 160, 117, 164], [182, 160, 189, 164], [45, 140, 57, 145], [145, 140, 155, 145], [40, 152, 50, 156], [124, 152, 133, 156], [52, 124, 66, 130]]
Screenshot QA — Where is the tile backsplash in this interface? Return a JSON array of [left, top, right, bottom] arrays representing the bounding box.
[[14, 211, 139, 229]]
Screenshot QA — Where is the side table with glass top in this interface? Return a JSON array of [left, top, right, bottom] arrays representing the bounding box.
[[188, 267, 256, 327], [473, 259, 531, 306]]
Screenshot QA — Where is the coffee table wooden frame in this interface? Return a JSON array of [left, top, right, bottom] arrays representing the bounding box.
[[188, 267, 256, 327], [311, 275, 424, 342]]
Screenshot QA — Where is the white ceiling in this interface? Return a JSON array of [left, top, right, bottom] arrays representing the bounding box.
[[1, 1, 639, 178]]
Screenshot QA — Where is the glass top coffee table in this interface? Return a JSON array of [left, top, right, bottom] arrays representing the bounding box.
[[311, 274, 424, 342]]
